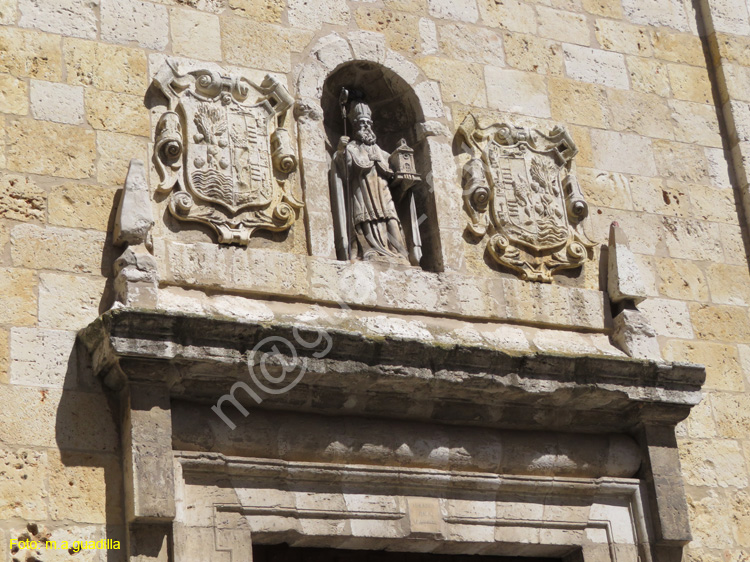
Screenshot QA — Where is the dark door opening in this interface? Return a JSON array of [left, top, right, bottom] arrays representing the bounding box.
[[253, 545, 561, 562]]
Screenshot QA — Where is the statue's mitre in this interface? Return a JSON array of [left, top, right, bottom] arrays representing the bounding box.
[[348, 101, 372, 123]]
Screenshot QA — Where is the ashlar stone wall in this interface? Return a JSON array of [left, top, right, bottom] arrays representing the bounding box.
[[1, 0, 750, 560]]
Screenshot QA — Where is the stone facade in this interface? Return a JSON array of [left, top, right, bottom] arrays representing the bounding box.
[[0, 0, 749, 561]]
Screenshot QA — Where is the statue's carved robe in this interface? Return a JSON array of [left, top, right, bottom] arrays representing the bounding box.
[[330, 140, 409, 262]]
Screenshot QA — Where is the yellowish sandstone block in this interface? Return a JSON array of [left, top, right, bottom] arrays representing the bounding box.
[[170, 7, 222, 61], [437, 22, 505, 65], [11, 224, 107, 275], [0, 448, 48, 520], [656, 257, 709, 301], [222, 17, 313, 73], [689, 183, 739, 223], [582, 0, 622, 18], [595, 19, 652, 56], [608, 89, 674, 139], [0, 174, 46, 223], [64, 38, 148, 96], [706, 263, 750, 306], [0, 27, 61, 80], [96, 131, 149, 186], [228, 0, 284, 22], [6, 119, 95, 180], [537, 6, 590, 46], [478, 0, 537, 33], [0, 73, 28, 115], [668, 63, 713, 104], [629, 176, 689, 217], [711, 393, 750, 439], [712, 31, 750, 66], [0, 267, 37, 327], [49, 184, 116, 232], [503, 32, 564, 75], [85, 89, 149, 137], [549, 77, 610, 128], [418, 56, 487, 106], [577, 168, 633, 209], [49, 450, 116, 524], [384, 0, 426, 13], [689, 303, 750, 342], [651, 29, 705, 66], [355, 7, 421, 53], [0, 328, 8, 383], [38, 272, 107, 330], [626, 56, 671, 97], [652, 139, 708, 183]]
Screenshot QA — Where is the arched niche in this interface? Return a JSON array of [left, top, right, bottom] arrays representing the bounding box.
[[294, 33, 451, 273]]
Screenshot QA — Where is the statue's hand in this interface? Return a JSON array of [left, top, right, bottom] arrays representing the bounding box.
[[337, 136, 350, 153]]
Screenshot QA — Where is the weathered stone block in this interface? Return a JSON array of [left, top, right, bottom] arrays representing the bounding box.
[[437, 23, 505, 66], [49, 451, 118, 523], [478, 0, 537, 33], [170, 8, 221, 61], [638, 297, 694, 338], [503, 32, 563, 75], [96, 131, 149, 186], [608, 224, 647, 304], [419, 57, 486, 106], [669, 100, 722, 148], [85, 89, 149, 136], [18, 0, 97, 38], [30, 80, 84, 125], [49, 183, 115, 231], [652, 29, 705, 66], [0, 174, 45, 222], [689, 303, 750, 342], [549, 78, 610, 128], [538, 7, 590, 46], [7, 118, 95, 179], [661, 216, 722, 262], [626, 56, 670, 97], [595, 19, 652, 56], [0, 267, 37, 327], [290, 0, 350, 30], [9, 327, 77, 388], [711, 393, 750, 439], [590, 129, 657, 176], [229, 0, 283, 22], [612, 309, 661, 360], [428, 0, 478, 22], [0, 0, 14, 24], [651, 140, 708, 183], [11, 224, 106, 274], [64, 38, 147, 96], [657, 257, 709, 302], [0, 27, 61, 80], [38, 272, 106, 330], [0, 73, 28, 115], [222, 18, 313, 73], [563, 44, 629, 89], [485, 67, 549, 117], [609, 89, 674, 139], [0, 448, 48, 520], [621, 0, 690, 31], [100, 0, 169, 50], [668, 64, 713, 104]]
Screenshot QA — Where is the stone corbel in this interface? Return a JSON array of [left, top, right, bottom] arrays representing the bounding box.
[[607, 222, 661, 361], [113, 159, 158, 309]]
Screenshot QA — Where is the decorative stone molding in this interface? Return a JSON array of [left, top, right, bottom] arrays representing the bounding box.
[[457, 114, 595, 282], [152, 59, 302, 245]]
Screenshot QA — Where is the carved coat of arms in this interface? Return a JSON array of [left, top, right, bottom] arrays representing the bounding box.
[[457, 115, 594, 282], [152, 61, 302, 245]]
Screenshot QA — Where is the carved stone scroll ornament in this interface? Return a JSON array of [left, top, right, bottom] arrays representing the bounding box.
[[457, 114, 595, 282], [152, 60, 302, 245]]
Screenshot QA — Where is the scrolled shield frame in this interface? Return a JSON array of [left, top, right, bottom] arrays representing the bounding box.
[[152, 60, 302, 245], [458, 114, 595, 282]]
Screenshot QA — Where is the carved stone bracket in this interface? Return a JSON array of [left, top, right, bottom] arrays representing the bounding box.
[[457, 114, 595, 282], [152, 60, 302, 245]]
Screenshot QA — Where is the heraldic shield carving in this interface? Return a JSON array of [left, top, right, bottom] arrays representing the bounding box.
[[457, 114, 595, 282], [152, 60, 302, 245]]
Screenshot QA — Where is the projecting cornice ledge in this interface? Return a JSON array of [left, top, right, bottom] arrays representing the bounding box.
[[79, 308, 705, 434]]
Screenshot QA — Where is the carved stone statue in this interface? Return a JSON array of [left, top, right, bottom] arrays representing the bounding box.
[[329, 97, 422, 265], [457, 114, 594, 282]]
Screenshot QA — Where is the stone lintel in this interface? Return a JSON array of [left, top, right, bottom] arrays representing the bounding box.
[[79, 309, 705, 434]]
